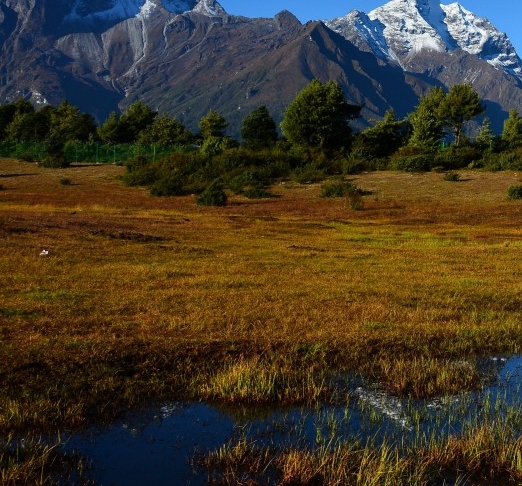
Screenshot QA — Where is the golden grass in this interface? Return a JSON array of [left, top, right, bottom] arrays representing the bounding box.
[[205, 420, 522, 485], [1, 159, 522, 434]]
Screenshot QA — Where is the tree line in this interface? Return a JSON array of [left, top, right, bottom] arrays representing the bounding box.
[[2, 80, 522, 203]]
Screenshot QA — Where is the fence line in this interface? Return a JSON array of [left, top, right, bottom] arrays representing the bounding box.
[[0, 141, 174, 164]]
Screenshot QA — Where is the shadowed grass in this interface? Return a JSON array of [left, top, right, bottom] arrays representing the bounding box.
[[0, 435, 87, 485]]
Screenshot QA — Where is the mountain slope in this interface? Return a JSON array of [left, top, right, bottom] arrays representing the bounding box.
[[326, 0, 522, 79], [0, 0, 521, 136], [325, 0, 522, 132], [0, 0, 423, 133]]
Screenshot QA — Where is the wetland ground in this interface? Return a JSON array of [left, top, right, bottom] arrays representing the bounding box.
[[1, 159, 522, 484]]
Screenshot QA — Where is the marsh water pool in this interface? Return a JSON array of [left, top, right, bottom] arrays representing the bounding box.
[[63, 356, 522, 485]]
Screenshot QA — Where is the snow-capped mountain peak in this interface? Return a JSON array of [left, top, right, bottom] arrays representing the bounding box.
[[62, 1, 225, 28], [326, 0, 522, 80], [191, 0, 227, 17]]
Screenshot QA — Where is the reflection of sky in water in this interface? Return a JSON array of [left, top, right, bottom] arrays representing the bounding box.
[[64, 356, 522, 485], [65, 403, 234, 485]]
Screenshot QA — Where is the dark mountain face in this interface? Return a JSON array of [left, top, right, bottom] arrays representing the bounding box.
[[0, 0, 521, 136]]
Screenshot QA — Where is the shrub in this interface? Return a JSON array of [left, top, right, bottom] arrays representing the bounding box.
[[228, 170, 255, 194], [196, 180, 227, 206], [122, 165, 157, 186], [291, 164, 326, 184], [59, 178, 72, 186], [40, 134, 70, 168], [342, 157, 368, 174], [122, 155, 158, 187], [507, 185, 522, 200], [243, 185, 273, 199], [320, 180, 358, 198], [40, 155, 70, 168], [150, 176, 183, 197], [479, 153, 501, 171], [497, 151, 522, 171], [434, 146, 481, 170], [347, 190, 363, 210], [390, 154, 433, 172], [442, 172, 461, 182]]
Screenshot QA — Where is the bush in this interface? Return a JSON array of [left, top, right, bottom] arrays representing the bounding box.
[[347, 190, 363, 210], [320, 180, 358, 198], [228, 170, 255, 194], [196, 180, 227, 206], [434, 146, 481, 170], [40, 134, 70, 168], [291, 164, 326, 184], [122, 155, 158, 187], [122, 165, 157, 187], [342, 157, 369, 174], [150, 176, 183, 197], [390, 154, 433, 172], [243, 185, 273, 199], [40, 155, 70, 168], [507, 185, 522, 200], [59, 178, 72, 186], [498, 151, 522, 171], [442, 172, 461, 182]]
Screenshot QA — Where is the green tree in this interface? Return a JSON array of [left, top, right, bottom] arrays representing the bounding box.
[[501, 109, 522, 149], [351, 109, 407, 159], [198, 110, 235, 156], [408, 86, 447, 152], [97, 111, 122, 143], [240, 105, 278, 149], [118, 101, 157, 143], [5, 107, 51, 142], [474, 117, 495, 150], [441, 84, 485, 147], [41, 132, 68, 168], [280, 79, 360, 151], [0, 103, 17, 141], [50, 100, 96, 142], [198, 110, 229, 139], [137, 115, 193, 147]]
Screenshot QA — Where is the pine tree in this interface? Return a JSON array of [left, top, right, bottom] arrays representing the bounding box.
[[280, 79, 360, 151], [501, 109, 522, 149], [408, 87, 446, 152], [240, 106, 278, 149], [441, 84, 485, 147]]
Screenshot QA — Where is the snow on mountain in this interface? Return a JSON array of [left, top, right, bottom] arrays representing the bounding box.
[[64, 0, 142, 24], [326, 0, 522, 80], [442, 3, 522, 77], [63, 0, 222, 26], [191, 0, 227, 17]]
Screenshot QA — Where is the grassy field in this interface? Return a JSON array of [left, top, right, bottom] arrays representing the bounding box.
[[1, 159, 522, 482]]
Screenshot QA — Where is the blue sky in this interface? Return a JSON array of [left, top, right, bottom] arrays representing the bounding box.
[[219, 1, 522, 54]]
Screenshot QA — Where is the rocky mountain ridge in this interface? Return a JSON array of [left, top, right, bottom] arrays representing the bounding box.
[[326, 0, 522, 79], [0, 0, 521, 136]]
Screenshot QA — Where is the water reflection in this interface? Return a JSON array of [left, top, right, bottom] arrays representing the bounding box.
[[64, 356, 522, 485]]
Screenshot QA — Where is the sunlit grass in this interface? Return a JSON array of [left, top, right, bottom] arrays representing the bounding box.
[[204, 413, 522, 485], [1, 160, 522, 428]]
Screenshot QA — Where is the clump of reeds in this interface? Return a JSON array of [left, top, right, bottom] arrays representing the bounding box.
[[204, 417, 522, 485], [0, 435, 88, 485], [371, 357, 482, 398], [196, 355, 328, 404]]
